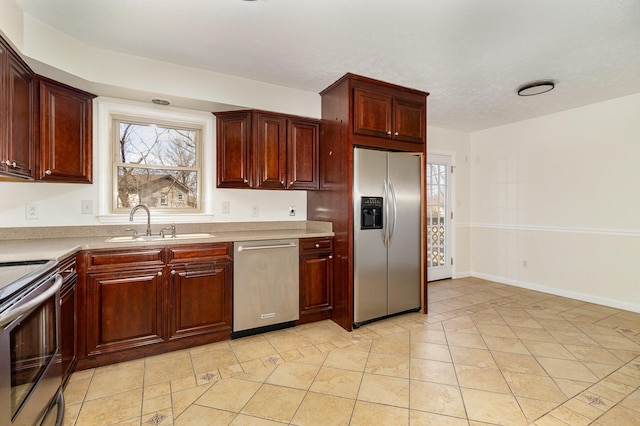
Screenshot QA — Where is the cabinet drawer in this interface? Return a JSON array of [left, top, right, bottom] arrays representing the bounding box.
[[58, 255, 77, 281], [168, 243, 233, 263], [300, 238, 333, 253], [86, 248, 164, 269]]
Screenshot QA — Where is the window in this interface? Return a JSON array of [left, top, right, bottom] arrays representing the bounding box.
[[113, 117, 202, 212], [96, 99, 214, 222]]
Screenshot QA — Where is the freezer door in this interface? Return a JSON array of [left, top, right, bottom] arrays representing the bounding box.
[[387, 152, 422, 314], [353, 148, 388, 323]]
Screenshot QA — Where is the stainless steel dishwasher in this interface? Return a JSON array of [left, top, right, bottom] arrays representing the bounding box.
[[233, 239, 299, 337]]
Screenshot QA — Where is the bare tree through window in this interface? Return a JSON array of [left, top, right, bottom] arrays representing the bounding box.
[[115, 119, 200, 211]]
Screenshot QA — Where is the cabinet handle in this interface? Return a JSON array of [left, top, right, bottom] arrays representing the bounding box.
[[244, 179, 248, 183], [394, 131, 399, 136], [5, 160, 16, 167], [386, 130, 392, 135], [45, 169, 52, 175], [157, 271, 163, 276], [171, 270, 176, 275], [62, 268, 75, 273]]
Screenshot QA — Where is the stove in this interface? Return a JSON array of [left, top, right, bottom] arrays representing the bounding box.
[[0, 260, 58, 303], [0, 258, 63, 426]]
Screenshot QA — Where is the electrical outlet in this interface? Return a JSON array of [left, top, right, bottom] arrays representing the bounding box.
[[251, 205, 259, 217], [221, 201, 230, 214], [289, 206, 296, 216], [25, 204, 39, 220], [522, 260, 528, 269], [81, 200, 93, 215]]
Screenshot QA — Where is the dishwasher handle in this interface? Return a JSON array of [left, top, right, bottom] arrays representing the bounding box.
[[237, 242, 297, 252]]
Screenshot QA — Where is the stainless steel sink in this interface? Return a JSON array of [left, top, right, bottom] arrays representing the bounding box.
[[105, 233, 215, 243]]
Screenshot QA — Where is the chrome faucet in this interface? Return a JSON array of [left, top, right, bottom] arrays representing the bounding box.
[[129, 204, 152, 236]]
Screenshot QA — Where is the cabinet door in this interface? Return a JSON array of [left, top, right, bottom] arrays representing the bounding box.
[[86, 267, 164, 356], [353, 88, 392, 139], [2, 51, 34, 179], [38, 78, 94, 183], [167, 260, 232, 340], [59, 256, 78, 386], [393, 97, 425, 144], [299, 248, 333, 323], [216, 112, 252, 188], [254, 113, 287, 189], [60, 277, 77, 385], [287, 119, 319, 189]]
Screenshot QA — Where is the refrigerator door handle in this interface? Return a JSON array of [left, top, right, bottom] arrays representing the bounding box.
[[383, 179, 389, 248], [388, 179, 398, 246]]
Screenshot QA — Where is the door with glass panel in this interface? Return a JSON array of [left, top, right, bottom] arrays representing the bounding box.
[[427, 154, 452, 281]]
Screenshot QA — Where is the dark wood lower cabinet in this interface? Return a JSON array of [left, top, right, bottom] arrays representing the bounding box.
[[298, 237, 334, 324], [77, 243, 233, 370], [58, 255, 78, 387], [86, 267, 165, 356], [168, 260, 232, 340], [74, 238, 333, 370]]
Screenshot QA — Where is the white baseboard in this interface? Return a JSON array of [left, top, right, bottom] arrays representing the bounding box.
[[452, 271, 472, 279], [471, 272, 640, 314]]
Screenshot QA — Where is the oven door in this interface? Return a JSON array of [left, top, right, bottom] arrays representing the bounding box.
[[0, 274, 62, 426]]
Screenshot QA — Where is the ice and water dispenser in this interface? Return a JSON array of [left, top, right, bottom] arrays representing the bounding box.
[[360, 196, 383, 230]]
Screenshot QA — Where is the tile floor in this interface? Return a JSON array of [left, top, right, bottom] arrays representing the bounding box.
[[62, 277, 640, 425]]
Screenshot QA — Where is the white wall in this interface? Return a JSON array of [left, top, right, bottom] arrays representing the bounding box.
[[470, 93, 640, 312], [0, 7, 316, 228], [427, 126, 471, 277]]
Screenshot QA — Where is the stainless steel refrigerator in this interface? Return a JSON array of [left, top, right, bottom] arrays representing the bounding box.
[[353, 147, 421, 326]]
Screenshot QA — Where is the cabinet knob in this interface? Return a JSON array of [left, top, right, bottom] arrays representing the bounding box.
[[386, 130, 392, 135], [45, 169, 52, 175], [244, 179, 248, 183], [315, 243, 320, 248], [171, 270, 176, 275], [281, 180, 285, 185], [394, 131, 399, 136], [329, 255, 333, 259], [157, 271, 163, 276], [290, 181, 293, 185], [5, 160, 16, 167]]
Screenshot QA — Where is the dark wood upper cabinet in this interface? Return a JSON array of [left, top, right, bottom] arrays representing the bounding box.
[[36, 76, 95, 183], [0, 37, 35, 179], [255, 112, 287, 189], [214, 110, 319, 190], [354, 86, 425, 145], [287, 118, 319, 190], [0, 34, 95, 183], [215, 112, 252, 188]]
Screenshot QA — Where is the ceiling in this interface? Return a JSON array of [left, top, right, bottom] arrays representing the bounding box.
[[14, 0, 640, 132]]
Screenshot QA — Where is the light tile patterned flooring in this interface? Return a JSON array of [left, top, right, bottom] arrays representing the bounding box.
[[63, 277, 640, 425]]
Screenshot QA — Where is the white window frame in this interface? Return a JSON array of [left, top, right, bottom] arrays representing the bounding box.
[[96, 98, 214, 223]]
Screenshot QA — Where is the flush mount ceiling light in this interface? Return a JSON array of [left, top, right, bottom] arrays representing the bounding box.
[[517, 80, 555, 96], [150, 97, 171, 106]]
